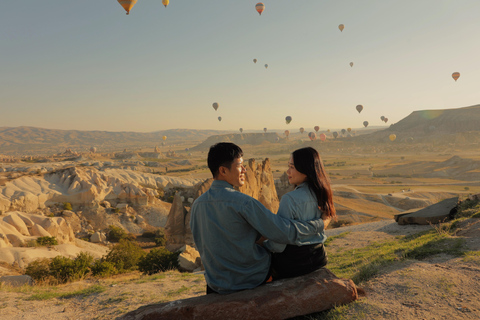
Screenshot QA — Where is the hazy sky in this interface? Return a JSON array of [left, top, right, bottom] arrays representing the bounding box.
[[3, 1, 480, 133]]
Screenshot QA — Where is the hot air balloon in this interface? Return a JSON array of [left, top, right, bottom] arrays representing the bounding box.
[[341, 129, 346, 135], [350, 62, 354, 67], [380, 116, 385, 121], [118, 0, 137, 15], [162, 0, 169, 7], [284, 130, 290, 137], [263, 128, 267, 133], [384, 118, 388, 123], [162, 136, 167, 141], [389, 134, 396, 141], [314, 126, 320, 132], [253, 59, 257, 64], [327, 129, 330, 132], [285, 116, 292, 124], [239, 128, 243, 133], [255, 3, 265, 15], [363, 121, 369, 128], [264, 64, 268, 69], [212, 102, 219, 111], [90, 147, 97, 153], [308, 132, 316, 141], [356, 105, 363, 113], [347, 128, 352, 132], [333, 131, 338, 139], [338, 24, 344, 32], [452, 72, 460, 81], [218, 116, 222, 122], [319, 133, 326, 142], [299, 127, 305, 134]]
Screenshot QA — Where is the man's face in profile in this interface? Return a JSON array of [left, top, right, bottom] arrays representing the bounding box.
[[223, 157, 246, 187]]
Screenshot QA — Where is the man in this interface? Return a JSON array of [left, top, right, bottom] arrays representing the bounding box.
[[190, 142, 330, 294]]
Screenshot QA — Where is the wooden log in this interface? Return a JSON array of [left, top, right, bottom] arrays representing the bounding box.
[[117, 268, 359, 320]]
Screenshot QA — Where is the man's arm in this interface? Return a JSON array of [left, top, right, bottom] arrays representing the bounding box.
[[242, 198, 326, 247]]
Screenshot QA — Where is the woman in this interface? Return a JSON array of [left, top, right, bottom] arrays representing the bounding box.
[[264, 147, 336, 280]]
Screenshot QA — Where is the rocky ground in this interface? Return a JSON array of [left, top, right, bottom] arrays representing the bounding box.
[[0, 218, 479, 320]]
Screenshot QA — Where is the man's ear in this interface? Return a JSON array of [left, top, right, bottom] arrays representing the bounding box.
[[219, 166, 227, 176]]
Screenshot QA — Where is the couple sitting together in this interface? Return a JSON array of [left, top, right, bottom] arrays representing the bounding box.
[[190, 142, 336, 295]]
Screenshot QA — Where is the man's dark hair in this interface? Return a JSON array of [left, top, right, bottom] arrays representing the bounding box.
[[207, 142, 243, 178]]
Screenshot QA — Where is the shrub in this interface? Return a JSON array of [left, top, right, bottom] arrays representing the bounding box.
[[25, 258, 52, 283], [138, 248, 180, 275], [48, 252, 94, 284], [154, 228, 167, 247], [105, 239, 145, 272], [106, 225, 135, 242], [63, 202, 73, 211], [49, 256, 77, 284], [166, 196, 174, 203], [74, 252, 94, 277], [36, 236, 58, 246], [90, 259, 117, 278]]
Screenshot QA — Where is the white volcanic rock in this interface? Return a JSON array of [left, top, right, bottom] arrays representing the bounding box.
[[0, 211, 106, 269], [0, 166, 202, 212], [30, 224, 52, 237], [3, 213, 29, 236], [90, 232, 106, 243]]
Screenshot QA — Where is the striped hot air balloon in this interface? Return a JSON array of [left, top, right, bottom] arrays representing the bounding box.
[[452, 72, 460, 81], [314, 126, 320, 132], [256, 3, 265, 15], [308, 132, 316, 141], [117, 0, 137, 15], [338, 24, 344, 32]]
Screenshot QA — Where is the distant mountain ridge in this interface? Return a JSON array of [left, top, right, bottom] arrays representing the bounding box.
[[355, 104, 480, 143], [0, 127, 231, 155]]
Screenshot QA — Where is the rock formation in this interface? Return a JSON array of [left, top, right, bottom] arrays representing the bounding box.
[[0, 166, 202, 213], [395, 197, 458, 225], [164, 194, 193, 252], [0, 212, 75, 248], [239, 158, 279, 213], [118, 268, 361, 320]]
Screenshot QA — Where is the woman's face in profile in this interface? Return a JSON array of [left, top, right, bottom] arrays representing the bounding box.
[[287, 156, 307, 186]]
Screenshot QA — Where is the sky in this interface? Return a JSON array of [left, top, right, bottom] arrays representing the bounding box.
[[2, 0, 480, 133]]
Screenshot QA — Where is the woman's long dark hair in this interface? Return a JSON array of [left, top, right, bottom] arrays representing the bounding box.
[[292, 147, 336, 220]]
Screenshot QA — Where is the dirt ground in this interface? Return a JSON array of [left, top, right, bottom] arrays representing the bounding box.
[[1, 219, 479, 320]]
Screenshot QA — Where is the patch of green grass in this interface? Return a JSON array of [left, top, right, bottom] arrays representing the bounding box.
[[135, 273, 166, 284], [59, 285, 106, 299], [27, 285, 105, 301], [166, 285, 189, 297], [25, 290, 61, 301], [324, 232, 350, 247], [327, 230, 466, 284], [463, 251, 480, 263]]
